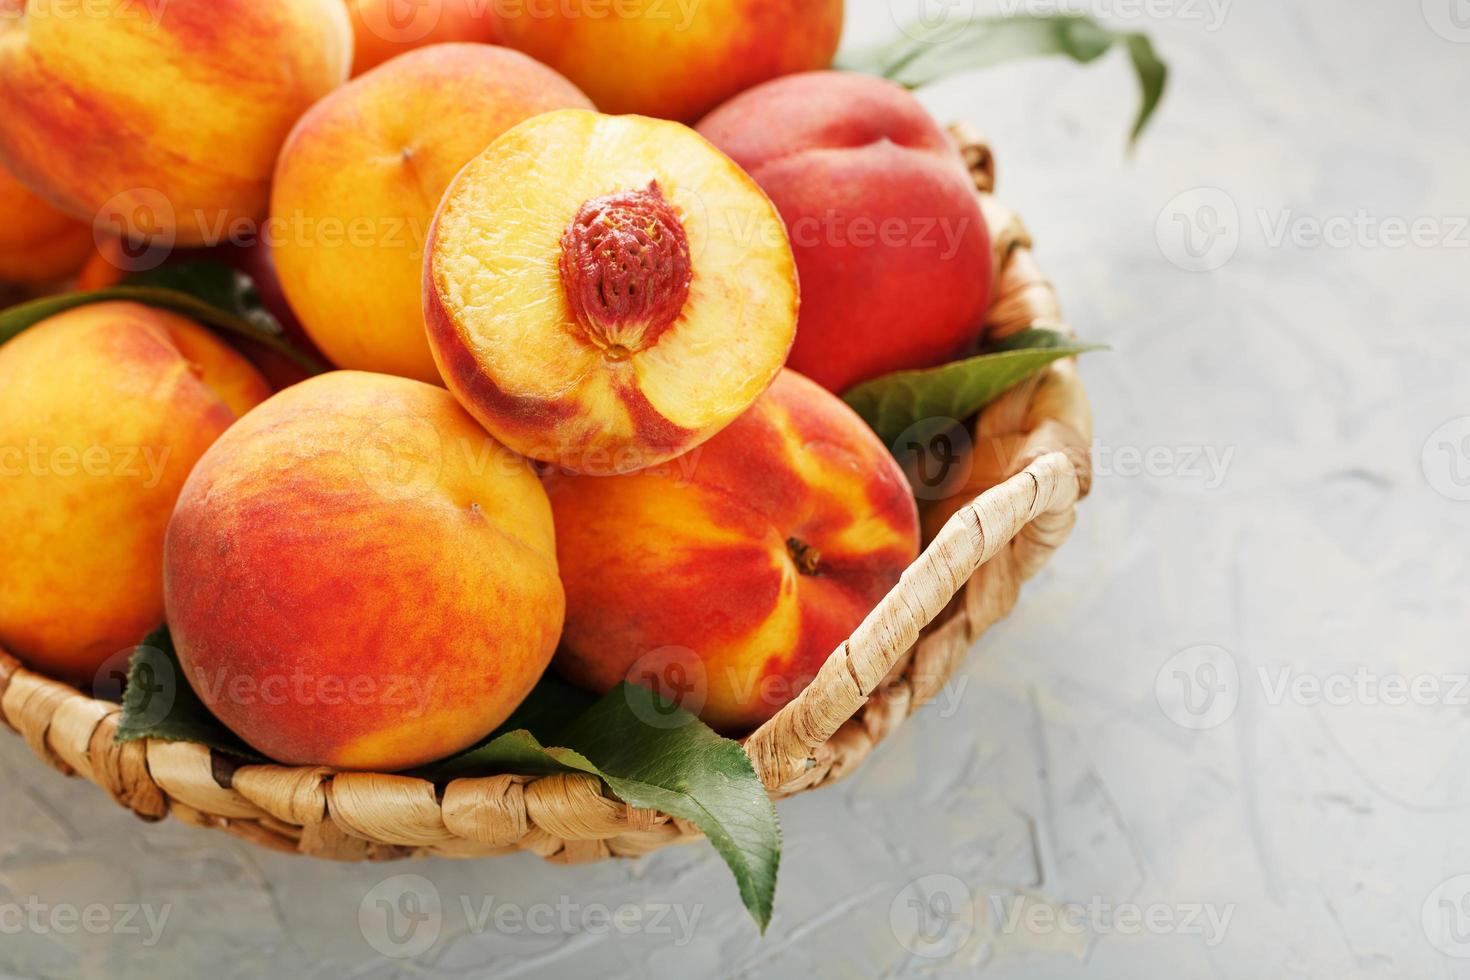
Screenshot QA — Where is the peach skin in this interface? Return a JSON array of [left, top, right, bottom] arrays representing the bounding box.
[[699, 72, 994, 393], [0, 302, 272, 684], [0, 0, 351, 248], [163, 371, 566, 770], [425, 109, 799, 474], [0, 163, 92, 284], [271, 44, 592, 383], [496, 0, 843, 121], [545, 369, 921, 733], [345, 0, 499, 75]]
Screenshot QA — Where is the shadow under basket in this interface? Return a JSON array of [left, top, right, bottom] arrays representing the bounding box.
[[0, 127, 1094, 864]]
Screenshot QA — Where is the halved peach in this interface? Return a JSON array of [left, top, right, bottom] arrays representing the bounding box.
[[425, 109, 798, 474]]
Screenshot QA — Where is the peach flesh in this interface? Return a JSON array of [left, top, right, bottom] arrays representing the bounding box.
[[423, 109, 799, 475]]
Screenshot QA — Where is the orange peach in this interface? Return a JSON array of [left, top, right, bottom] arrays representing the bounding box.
[[163, 371, 565, 770], [0, 163, 92, 284], [496, 0, 843, 121], [0, 0, 351, 248], [271, 44, 592, 383], [0, 302, 272, 684], [545, 369, 920, 732], [425, 109, 798, 474], [74, 234, 169, 293], [345, 0, 499, 75], [698, 72, 994, 392]]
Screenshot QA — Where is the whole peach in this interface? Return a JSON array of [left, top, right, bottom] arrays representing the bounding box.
[[0, 163, 92, 284], [0, 0, 351, 248], [164, 371, 565, 770], [0, 302, 271, 684], [496, 0, 843, 121], [271, 44, 592, 383], [699, 72, 994, 393], [545, 369, 920, 733], [345, 0, 499, 75]]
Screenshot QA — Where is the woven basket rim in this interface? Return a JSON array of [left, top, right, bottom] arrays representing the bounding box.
[[0, 126, 1093, 863]]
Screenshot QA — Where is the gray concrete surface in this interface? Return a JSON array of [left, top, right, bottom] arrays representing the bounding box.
[[3, 1, 1469, 977]]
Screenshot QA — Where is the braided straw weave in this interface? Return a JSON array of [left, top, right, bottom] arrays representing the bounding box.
[[0, 127, 1092, 863]]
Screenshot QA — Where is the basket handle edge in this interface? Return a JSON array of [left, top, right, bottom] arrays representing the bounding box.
[[743, 450, 1080, 791]]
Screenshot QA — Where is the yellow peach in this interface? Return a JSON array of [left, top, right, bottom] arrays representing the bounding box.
[[0, 302, 272, 683], [345, 0, 499, 75], [0, 163, 92, 284], [497, 0, 843, 121], [0, 0, 351, 248], [271, 44, 592, 383], [163, 371, 566, 770]]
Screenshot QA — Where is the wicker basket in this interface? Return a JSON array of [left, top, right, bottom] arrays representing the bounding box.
[[0, 127, 1093, 864]]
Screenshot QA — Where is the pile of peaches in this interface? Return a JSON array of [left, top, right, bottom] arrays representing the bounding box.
[[0, 0, 997, 771]]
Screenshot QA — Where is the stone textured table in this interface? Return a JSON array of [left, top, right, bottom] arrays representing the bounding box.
[[4, 1, 1468, 977]]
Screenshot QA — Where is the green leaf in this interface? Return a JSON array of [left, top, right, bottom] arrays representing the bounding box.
[[988, 325, 1093, 352], [842, 327, 1105, 447], [0, 262, 326, 373], [125, 262, 284, 339], [838, 13, 1169, 143], [425, 729, 600, 780], [1122, 33, 1169, 144], [115, 626, 265, 761], [558, 685, 781, 933], [421, 683, 781, 932]]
